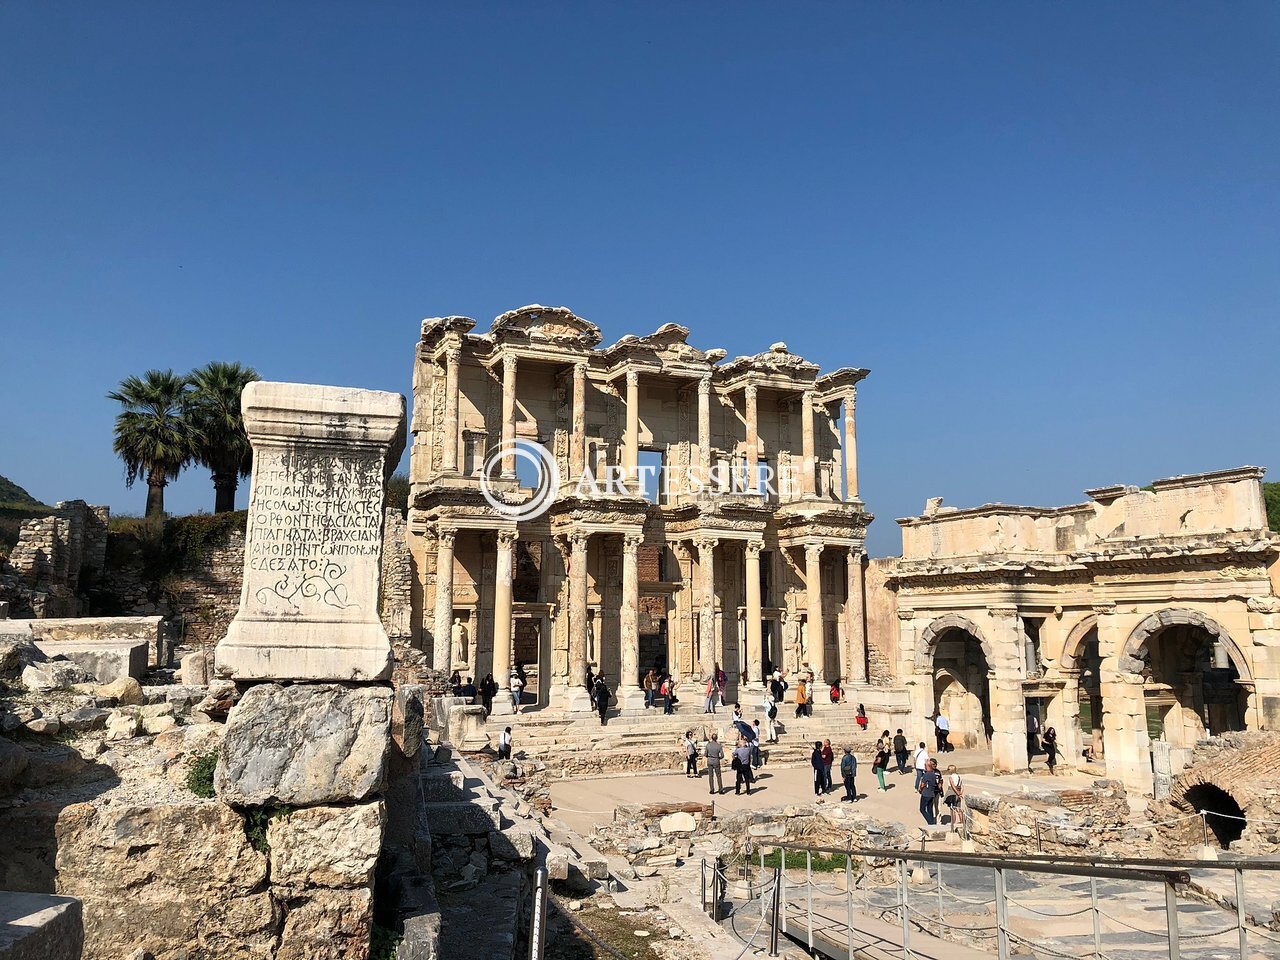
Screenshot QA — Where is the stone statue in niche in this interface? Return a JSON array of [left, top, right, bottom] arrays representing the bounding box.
[[587, 616, 597, 664], [452, 617, 469, 665]]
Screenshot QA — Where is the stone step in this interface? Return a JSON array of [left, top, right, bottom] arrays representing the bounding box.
[[424, 799, 501, 835], [0, 893, 83, 960], [419, 768, 468, 802]]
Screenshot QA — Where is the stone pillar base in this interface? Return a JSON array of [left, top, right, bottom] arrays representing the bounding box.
[[615, 687, 648, 716], [216, 620, 392, 682], [488, 694, 515, 718], [563, 687, 595, 714]]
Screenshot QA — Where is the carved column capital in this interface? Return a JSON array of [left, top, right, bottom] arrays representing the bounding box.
[[844, 388, 857, 412], [804, 541, 824, 563], [623, 533, 644, 554], [503, 354, 518, 377], [625, 369, 639, 388], [693, 536, 719, 555], [745, 539, 765, 558], [698, 374, 712, 396], [744, 383, 757, 402], [569, 531, 591, 550], [444, 345, 462, 366], [496, 529, 518, 549], [435, 525, 457, 549]]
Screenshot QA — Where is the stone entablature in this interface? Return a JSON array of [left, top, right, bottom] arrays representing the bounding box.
[[406, 305, 873, 711], [880, 466, 1280, 795]]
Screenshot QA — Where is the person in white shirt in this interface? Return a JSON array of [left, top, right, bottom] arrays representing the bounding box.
[[509, 671, 524, 712], [497, 726, 512, 760], [913, 742, 930, 791], [935, 713, 951, 753]]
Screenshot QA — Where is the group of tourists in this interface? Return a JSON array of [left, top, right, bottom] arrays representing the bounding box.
[[641, 667, 686, 715], [863, 728, 967, 829], [451, 662, 528, 715], [809, 739, 860, 803], [688, 729, 760, 796]]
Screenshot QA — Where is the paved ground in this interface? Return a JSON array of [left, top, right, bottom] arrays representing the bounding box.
[[548, 756, 1099, 837]]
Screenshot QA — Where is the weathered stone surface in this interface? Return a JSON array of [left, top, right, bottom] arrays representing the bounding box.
[[214, 381, 405, 682], [141, 715, 177, 735], [58, 707, 110, 732], [274, 886, 374, 960], [393, 683, 426, 758], [32, 639, 148, 683], [196, 678, 239, 717], [425, 801, 501, 835], [0, 892, 83, 960], [192, 892, 279, 960], [20, 745, 86, 787], [0, 736, 28, 790], [24, 716, 61, 737], [95, 676, 144, 706], [488, 827, 536, 861], [0, 627, 45, 679], [105, 709, 141, 741], [267, 801, 386, 888], [20, 660, 87, 692], [179, 650, 210, 686], [215, 683, 391, 805], [54, 801, 268, 960], [659, 811, 697, 834]]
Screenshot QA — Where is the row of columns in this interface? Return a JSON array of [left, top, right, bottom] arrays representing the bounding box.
[[435, 345, 860, 501]]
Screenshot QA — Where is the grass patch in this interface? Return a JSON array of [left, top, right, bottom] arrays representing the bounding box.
[[760, 849, 850, 872], [186, 751, 218, 798]]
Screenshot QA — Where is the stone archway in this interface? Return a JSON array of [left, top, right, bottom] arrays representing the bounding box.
[[916, 614, 994, 671], [919, 615, 993, 750], [1059, 615, 1103, 758], [1122, 608, 1253, 681]]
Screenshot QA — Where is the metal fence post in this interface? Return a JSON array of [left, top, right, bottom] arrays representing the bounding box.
[[700, 859, 707, 915], [806, 849, 814, 953], [1165, 878, 1181, 960], [528, 868, 548, 960], [769, 864, 782, 957], [994, 866, 1010, 960], [1090, 875, 1101, 960], [937, 860, 944, 937], [779, 853, 788, 936], [1234, 868, 1247, 960], [846, 852, 854, 958], [900, 858, 911, 959]]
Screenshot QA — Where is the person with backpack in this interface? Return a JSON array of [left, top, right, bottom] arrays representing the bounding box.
[[944, 764, 965, 833], [594, 675, 611, 726], [918, 758, 943, 825], [704, 732, 724, 794], [663, 675, 677, 715], [893, 730, 909, 774], [732, 738, 755, 795], [872, 738, 890, 792], [809, 741, 825, 797], [683, 730, 699, 778], [840, 746, 858, 802]]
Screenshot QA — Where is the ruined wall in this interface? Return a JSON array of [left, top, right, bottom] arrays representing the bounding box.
[[0, 501, 109, 618], [864, 557, 898, 684], [380, 508, 413, 645]]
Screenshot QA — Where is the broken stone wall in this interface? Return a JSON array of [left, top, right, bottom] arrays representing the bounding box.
[[1, 501, 109, 618]]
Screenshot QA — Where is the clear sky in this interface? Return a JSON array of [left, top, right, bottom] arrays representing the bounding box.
[[2, 2, 1276, 556]]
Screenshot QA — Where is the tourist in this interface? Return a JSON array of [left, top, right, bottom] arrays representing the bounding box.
[[856, 703, 868, 731], [944, 765, 964, 833], [751, 721, 764, 766], [704, 672, 719, 714], [497, 726, 512, 760], [586, 666, 596, 710], [663, 675, 677, 715], [644, 669, 658, 709], [732, 711, 754, 745], [1043, 726, 1058, 774], [840, 746, 857, 802], [733, 738, 755, 795], [821, 739, 835, 793], [872, 739, 890, 792], [449, 671, 462, 695], [893, 729, 908, 774], [684, 731, 699, 778], [479, 673, 497, 715], [704, 732, 724, 794], [913, 742, 930, 791], [918, 759, 943, 826], [810, 741, 825, 797], [1026, 711, 1041, 756], [732, 702, 744, 724], [795, 677, 807, 719], [594, 674, 611, 726], [764, 695, 778, 743], [829, 677, 842, 704], [715, 662, 727, 708], [514, 660, 528, 695], [769, 671, 786, 705], [935, 713, 951, 754], [1081, 744, 1097, 763], [461, 676, 477, 702], [805, 679, 815, 717], [509, 669, 524, 712]]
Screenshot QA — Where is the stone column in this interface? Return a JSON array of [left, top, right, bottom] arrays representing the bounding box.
[[500, 355, 518, 480], [623, 370, 639, 493], [985, 605, 1030, 774], [214, 381, 406, 682], [442, 346, 461, 474], [745, 540, 764, 687], [801, 389, 816, 497], [618, 533, 645, 712], [489, 530, 516, 715], [697, 375, 712, 488], [432, 527, 456, 672], [845, 547, 867, 684], [843, 390, 858, 501], [1247, 597, 1280, 730], [695, 537, 719, 681], [804, 541, 826, 680], [744, 384, 759, 494], [565, 532, 592, 712], [569, 361, 587, 483]]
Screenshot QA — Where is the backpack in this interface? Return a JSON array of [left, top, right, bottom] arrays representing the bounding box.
[[766, 701, 777, 719], [841, 754, 854, 777]]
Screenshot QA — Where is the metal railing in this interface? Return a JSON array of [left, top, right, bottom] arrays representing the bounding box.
[[701, 841, 1280, 960]]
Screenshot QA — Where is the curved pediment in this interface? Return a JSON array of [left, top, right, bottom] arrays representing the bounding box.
[[720, 341, 820, 377], [603, 322, 722, 368], [491, 305, 603, 347]]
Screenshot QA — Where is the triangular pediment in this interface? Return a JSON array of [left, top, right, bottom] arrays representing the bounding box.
[[491, 305, 603, 347]]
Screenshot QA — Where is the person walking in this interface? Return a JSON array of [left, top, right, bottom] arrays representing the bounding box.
[[935, 713, 951, 753], [594, 675, 611, 726], [1043, 726, 1058, 774], [509, 669, 524, 713], [704, 673, 719, 714], [893, 730, 908, 774], [821, 739, 835, 794], [663, 675, 677, 715], [733, 739, 755, 795], [810, 741, 825, 797], [919, 759, 943, 826], [805, 679, 815, 717], [1026, 711, 1041, 756], [751, 720, 763, 765], [478, 673, 497, 715], [704, 732, 724, 794], [794, 678, 807, 719], [769, 671, 786, 705], [856, 703, 868, 731], [643, 669, 657, 709], [497, 726, 512, 760], [684, 730, 699, 778], [829, 677, 842, 704], [872, 739, 889, 792], [840, 746, 858, 802], [913, 742, 930, 791], [944, 765, 965, 833], [715, 662, 728, 709]]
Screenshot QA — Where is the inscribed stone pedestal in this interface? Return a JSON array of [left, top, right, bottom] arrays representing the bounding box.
[[215, 381, 406, 681]]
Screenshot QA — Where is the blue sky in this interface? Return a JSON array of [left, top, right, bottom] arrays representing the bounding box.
[[1, 2, 1276, 556]]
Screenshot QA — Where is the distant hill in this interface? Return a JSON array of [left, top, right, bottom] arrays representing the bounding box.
[[1266, 482, 1280, 533], [0, 474, 44, 507]]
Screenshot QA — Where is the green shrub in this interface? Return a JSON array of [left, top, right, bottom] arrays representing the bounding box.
[[186, 751, 218, 798], [370, 924, 402, 960], [244, 805, 295, 853]]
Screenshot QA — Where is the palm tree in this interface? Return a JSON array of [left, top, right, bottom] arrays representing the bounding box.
[[187, 361, 261, 512], [108, 370, 199, 518]]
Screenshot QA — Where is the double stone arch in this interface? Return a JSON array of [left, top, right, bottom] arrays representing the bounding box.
[[1058, 607, 1252, 681]]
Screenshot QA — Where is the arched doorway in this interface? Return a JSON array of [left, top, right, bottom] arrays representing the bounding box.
[[1062, 618, 1104, 759], [1125, 610, 1250, 749], [921, 617, 992, 749]]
